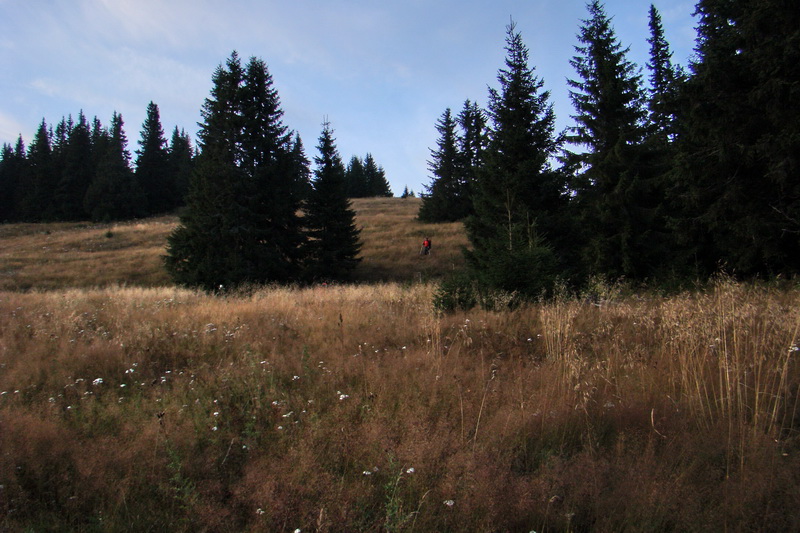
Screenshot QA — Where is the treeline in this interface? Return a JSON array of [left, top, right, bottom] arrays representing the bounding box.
[[0, 104, 194, 222], [344, 154, 393, 198], [0, 100, 390, 227], [164, 52, 364, 289], [422, 0, 800, 304]]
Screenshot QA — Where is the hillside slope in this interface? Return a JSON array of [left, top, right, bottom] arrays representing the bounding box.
[[0, 197, 468, 290]]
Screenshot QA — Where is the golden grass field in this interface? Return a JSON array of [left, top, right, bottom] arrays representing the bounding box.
[[0, 197, 466, 290], [1, 198, 799, 531]]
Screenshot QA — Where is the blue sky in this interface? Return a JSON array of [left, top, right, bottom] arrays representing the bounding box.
[[0, 0, 697, 196]]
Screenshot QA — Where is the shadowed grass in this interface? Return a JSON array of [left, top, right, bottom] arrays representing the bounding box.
[[1, 280, 799, 531]]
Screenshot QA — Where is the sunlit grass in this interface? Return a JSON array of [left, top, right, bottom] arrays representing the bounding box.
[[1, 200, 798, 530], [0, 198, 469, 290], [1, 280, 798, 531]]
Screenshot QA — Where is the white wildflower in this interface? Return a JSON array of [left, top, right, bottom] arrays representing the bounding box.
[[92, 378, 103, 386], [443, 499, 455, 507]]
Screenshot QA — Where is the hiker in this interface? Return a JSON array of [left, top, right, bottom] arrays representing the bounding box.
[[420, 237, 432, 255]]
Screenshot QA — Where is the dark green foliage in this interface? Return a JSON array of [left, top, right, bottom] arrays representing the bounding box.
[[0, 140, 25, 221], [565, 1, 662, 281], [464, 20, 566, 300], [344, 156, 367, 198], [455, 99, 487, 212], [419, 100, 485, 223], [418, 108, 462, 222], [20, 121, 58, 221], [303, 120, 362, 281], [363, 153, 392, 197], [136, 102, 174, 215], [167, 127, 194, 206], [433, 271, 478, 312], [84, 113, 145, 221], [165, 52, 309, 290], [646, 4, 683, 143], [345, 154, 392, 197], [55, 112, 94, 221], [671, 0, 800, 277]]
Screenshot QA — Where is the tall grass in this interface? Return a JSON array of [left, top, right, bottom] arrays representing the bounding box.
[[1, 279, 798, 531]]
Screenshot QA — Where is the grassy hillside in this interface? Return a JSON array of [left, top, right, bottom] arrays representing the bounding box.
[[0, 197, 467, 291], [1, 199, 799, 531]]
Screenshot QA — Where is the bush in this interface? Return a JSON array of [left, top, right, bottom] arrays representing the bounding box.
[[433, 271, 478, 312], [434, 271, 524, 312]]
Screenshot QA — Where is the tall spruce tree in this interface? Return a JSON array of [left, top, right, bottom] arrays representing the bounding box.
[[303, 120, 361, 280], [672, 0, 800, 277], [21, 120, 57, 221], [237, 56, 308, 282], [363, 153, 392, 197], [165, 52, 308, 289], [344, 156, 367, 197], [166, 52, 249, 289], [566, 1, 657, 280], [136, 101, 173, 215], [55, 111, 93, 220], [0, 140, 25, 222], [418, 108, 462, 222], [456, 99, 487, 216], [167, 127, 194, 206], [464, 20, 565, 298], [646, 4, 683, 143], [84, 113, 145, 221]]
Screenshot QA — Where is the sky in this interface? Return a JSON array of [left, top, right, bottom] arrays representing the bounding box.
[[0, 0, 698, 196]]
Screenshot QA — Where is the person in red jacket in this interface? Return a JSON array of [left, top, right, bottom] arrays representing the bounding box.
[[421, 237, 431, 255]]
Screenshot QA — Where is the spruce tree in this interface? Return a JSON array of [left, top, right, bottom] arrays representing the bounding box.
[[238, 56, 308, 282], [566, 1, 656, 280], [672, 0, 800, 277], [167, 127, 194, 206], [418, 108, 462, 222], [0, 140, 25, 222], [84, 113, 145, 221], [344, 156, 367, 197], [165, 52, 248, 289], [363, 153, 392, 197], [136, 101, 173, 215], [165, 52, 308, 289], [21, 120, 57, 221], [464, 20, 565, 299], [55, 111, 93, 220], [303, 120, 361, 281], [455, 99, 487, 216], [646, 4, 683, 143]]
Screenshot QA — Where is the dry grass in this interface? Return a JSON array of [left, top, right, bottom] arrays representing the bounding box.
[[1, 279, 799, 531], [351, 197, 468, 283], [1, 201, 798, 530], [0, 218, 175, 290], [0, 198, 469, 290]]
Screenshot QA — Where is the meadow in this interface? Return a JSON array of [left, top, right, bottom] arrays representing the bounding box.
[[1, 198, 799, 531]]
